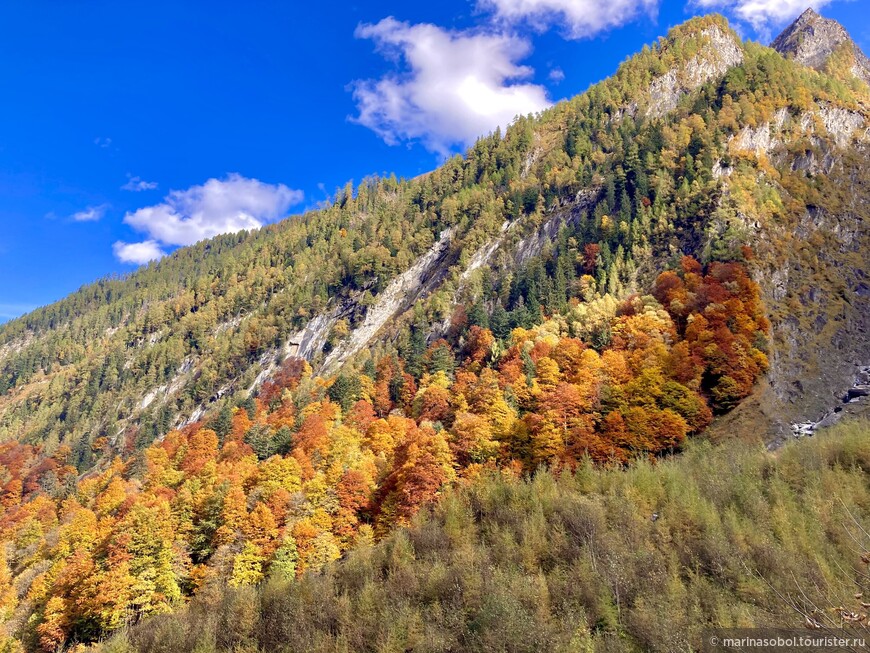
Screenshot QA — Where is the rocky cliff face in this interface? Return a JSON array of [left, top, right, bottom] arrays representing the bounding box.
[[731, 12, 870, 440], [771, 8, 870, 84], [721, 142, 870, 445], [647, 25, 744, 117]]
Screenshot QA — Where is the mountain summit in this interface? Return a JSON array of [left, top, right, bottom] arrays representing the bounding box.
[[772, 7, 870, 83]]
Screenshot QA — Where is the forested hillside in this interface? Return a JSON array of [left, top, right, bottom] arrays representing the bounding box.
[[0, 256, 770, 651], [1, 14, 865, 467], [106, 419, 870, 653], [0, 9, 867, 651]]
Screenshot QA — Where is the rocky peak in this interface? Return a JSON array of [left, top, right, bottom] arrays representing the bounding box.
[[771, 8, 870, 83], [646, 20, 744, 117]]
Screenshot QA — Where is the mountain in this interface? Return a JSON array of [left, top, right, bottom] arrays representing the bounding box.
[[0, 10, 868, 652], [772, 7, 870, 84]]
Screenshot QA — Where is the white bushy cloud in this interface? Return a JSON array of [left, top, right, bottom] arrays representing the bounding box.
[[115, 174, 303, 264], [352, 18, 552, 155], [478, 0, 659, 38], [113, 240, 166, 265], [71, 204, 108, 222]]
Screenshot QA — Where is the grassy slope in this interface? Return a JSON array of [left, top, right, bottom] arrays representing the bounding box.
[[105, 420, 870, 653]]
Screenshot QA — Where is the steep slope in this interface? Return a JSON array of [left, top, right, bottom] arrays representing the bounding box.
[[4, 14, 859, 458], [0, 11, 865, 470], [707, 12, 870, 440], [772, 7, 870, 84], [0, 15, 759, 464]]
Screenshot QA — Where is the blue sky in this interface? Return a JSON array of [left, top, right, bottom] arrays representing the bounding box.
[[0, 0, 867, 323]]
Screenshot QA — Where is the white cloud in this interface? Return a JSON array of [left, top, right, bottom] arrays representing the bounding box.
[[115, 174, 303, 264], [479, 0, 659, 38], [122, 175, 158, 192], [71, 204, 108, 222], [113, 240, 166, 265], [691, 0, 832, 35], [94, 137, 112, 148], [352, 18, 552, 155], [549, 67, 566, 82]]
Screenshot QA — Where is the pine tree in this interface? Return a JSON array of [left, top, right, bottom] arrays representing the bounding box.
[[490, 302, 511, 341], [212, 403, 233, 441]]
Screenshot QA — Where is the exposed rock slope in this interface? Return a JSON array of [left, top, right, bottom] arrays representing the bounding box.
[[772, 8, 870, 83], [647, 25, 744, 116]]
